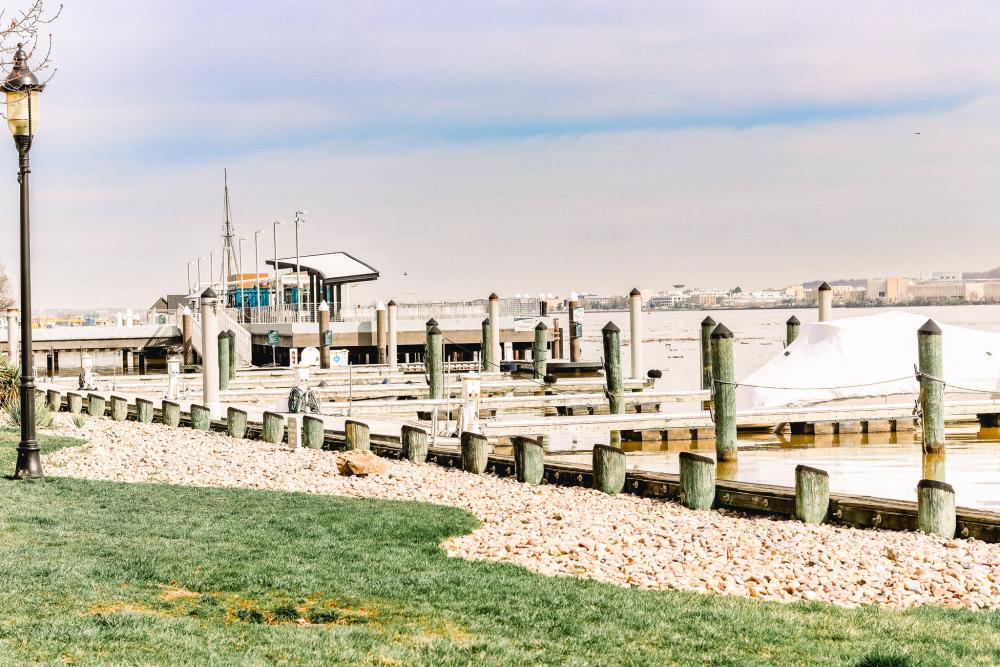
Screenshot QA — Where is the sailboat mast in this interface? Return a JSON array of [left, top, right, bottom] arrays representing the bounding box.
[[221, 168, 236, 298]]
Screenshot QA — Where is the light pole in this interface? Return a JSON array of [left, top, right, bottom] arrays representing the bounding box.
[[272, 220, 283, 308], [210, 250, 217, 293], [293, 210, 306, 313], [196, 257, 203, 291], [253, 230, 262, 313], [4, 44, 45, 479], [237, 236, 247, 307], [187, 261, 193, 294]]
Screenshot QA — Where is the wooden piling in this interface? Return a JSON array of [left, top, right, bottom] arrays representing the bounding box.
[[227, 330, 236, 380], [568, 297, 581, 362], [262, 411, 285, 444], [461, 431, 489, 474], [376, 303, 388, 364], [136, 398, 154, 423], [345, 419, 370, 451], [200, 288, 220, 414], [628, 288, 643, 379], [302, 415, 325, 449], [488, 293, 502, 365], [318, 300, 331, 369], [401, 425, 429, 462], [602, 322, 623, 415], [532, 322, 548, 379], [67, 392, 83, 414], [679, 451, 715, 510], [190, 404, 211, 430], [181, 306, 194, 365], [87, 393, 106, 417], [481, 318, 493, 372], [818, 282, 832, 322], [786, 315, 801, 347], [918, 319, 944, 454], [387, 300, 398, 371], [45, 389, 60, 412], [426, 325, 443, 400], [917, 479, 956, 537], [552, 317, 563, 359], [700, 316, 716, 390], [795, 465, 829, 524], [513, 436, 544, 485], [592, 444, 625, 494], [162, 401, 181, 427], [138, 351, 147, 375], [110, 395, 128, 421], [226, 407, 247, 438], [710, 323, 737, 462], [218, 331, 231, 391]]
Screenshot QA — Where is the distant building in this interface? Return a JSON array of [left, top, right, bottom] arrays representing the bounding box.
[[931, 271, 963, 281]]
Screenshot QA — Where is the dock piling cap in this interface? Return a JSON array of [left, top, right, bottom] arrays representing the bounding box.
[[201, 287, 218, 299], [387, 299, 396, 307], [918, 319, 942, 335], [318, 300, 329, 312], [482, 317, 490, 325], [426, 318, 438, 327], [535, 321, 548, 330], [701, 316, 716, 327], [489, 292, 499, 300], [787, 315, 800, 325], [629, 288, 641, 297], [602, 322, 620, 333], [711, 323, 733, 339], [818, 282, 832, 291], [428, 325, 441, 335]]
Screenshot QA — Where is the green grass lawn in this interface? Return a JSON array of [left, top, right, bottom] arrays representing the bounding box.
[[0, 429, 997, 666]]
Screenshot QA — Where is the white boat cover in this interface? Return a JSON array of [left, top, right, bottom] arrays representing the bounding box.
[[736, 311, 1000, 409]]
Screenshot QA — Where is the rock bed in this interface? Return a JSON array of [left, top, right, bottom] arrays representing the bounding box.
[[44, 417, 1000, 610]]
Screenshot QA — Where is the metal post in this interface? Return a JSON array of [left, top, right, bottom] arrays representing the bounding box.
[[253, 230, 262, 313], [14, 134, 40, 478], [196, 257, 202, 291], [294, 211, 304, 314], [272, 220, 282, 307]]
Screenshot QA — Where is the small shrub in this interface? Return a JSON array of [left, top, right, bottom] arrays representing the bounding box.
[[0, 360, 19, 408], [6, 398, 54, 429], [71, 414, 86, 428]]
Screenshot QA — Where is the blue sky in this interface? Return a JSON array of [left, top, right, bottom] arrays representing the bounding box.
[[4, 1, 1000, 308]]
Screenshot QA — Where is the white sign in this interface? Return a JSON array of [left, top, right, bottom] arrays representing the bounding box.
[[514, 316, 540, 332], [572, 307, 585, 323]]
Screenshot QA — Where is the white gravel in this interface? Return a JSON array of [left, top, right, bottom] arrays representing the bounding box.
[[44, 417, 1000, 610]]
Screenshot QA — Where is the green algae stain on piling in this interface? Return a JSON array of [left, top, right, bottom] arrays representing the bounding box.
[[110, 395, 128, 422], [46, 389, 61, 412], [190, 404, 211, 430], [262, 412, 285, 444], [218, 331, 231, 391], [917, 479, 956, 538], [710, 323, 737, 463], [135, 398, 154, 424], [87, 394, 106, 418], [592, 444, 625, 494], [481, 318, 493, 373], [513, 436, 544, 485], [162, 401, 181, 427], [67, 392, 83, 415], [426, 325, 443, 400], [532, 322, 548, 379], [227, 330, 237, 380], [795, 465, 829, 524], [700, 316, 716, 390], [601, 322, 623, 415], [679, 451, 715, 511], [460, 431, 488, 474], [786, 315, 800, 347], [345, 419, 370, 451], [227, 407, 248, 439], [401, 425, 428, 462], [918, 319, 944, 454], [302, 415, 324, 449]]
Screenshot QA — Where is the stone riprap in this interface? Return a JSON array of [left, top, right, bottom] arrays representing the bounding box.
[[44, 418, 1000, 610]]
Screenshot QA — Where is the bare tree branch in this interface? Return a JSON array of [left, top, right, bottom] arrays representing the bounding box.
[[0, 1, 61, 85]]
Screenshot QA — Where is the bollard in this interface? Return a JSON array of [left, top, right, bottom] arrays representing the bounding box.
[[426, 325, 443, 400], [110, 395, 128, 421], [45, 389, 61, 412], [513, 436, 545, 484], [711, 323, 737, 463], [218, 331, 231, 391], [592, 444, 625, 494], [227, 407, 248, 439], [628, 288, 643, 379], [387, 300, 398, 371], [201, 288, 220, 415], [401, 424, 428, 462], [700, 316, 716, 391], [786, 315, 801, 347], [345, 419, 370, 451], [190, 404, 211, 430], [227, 330, 236, 380], [917, 479, 956, 538], [376, 303, 387, 364], [460, 431, 488, 474], [162, 401, 181, 427], [67, 392, 83, 414], [318, 300, 331, 369], [818, 282, 832, 322], [262, 412, 285, 444], [795, 465, 829, 524], [481, 318, 493, 372], [679, 452, 715, 510], [532, 322, 548, 379], [488, 293, 502, 364], [918, 320, 944, 454], [87, 393, 106, 417], [136, 398, 154, 423], [302, 415, 325, 449]]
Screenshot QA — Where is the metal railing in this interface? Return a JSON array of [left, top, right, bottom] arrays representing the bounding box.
[[218, 298, 546, 325]]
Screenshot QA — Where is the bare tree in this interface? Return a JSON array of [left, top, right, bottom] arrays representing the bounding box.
[[0, 264, 12, 310], [0, 1, 61, 85]]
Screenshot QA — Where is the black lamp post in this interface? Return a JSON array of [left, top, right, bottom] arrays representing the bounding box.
[[3, 43, 44, 479]]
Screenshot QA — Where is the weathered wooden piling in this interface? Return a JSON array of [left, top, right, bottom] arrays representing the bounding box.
[[181, 305, 194, 365], [918, 319, 944, 454], [488, 293, 502, 364], [426, 325, 443, 400], [592, 444, 626, 494], [700, 316, 716, 390], [387, 300, 398, 371], [318, 300, 331, 369], [461, 431, 489, 474], [67, 392, 83, 414], [786, 315, 801, 346], [218, 331, 231, 391], [481, 318, 493, 372], [345, 419, 371, 450], [45, 389, 60, 412], [226, 407, 247, 438], [818, 282, 832, 322], [110, 395, 128, 421], [376, 303, 388, 364], [795, 465, 829, 524], [679, 451, 715, 510], [552, 317, 563, 359], [190, 404, 211, 430], [602, 322, 623, 415], [532, 322, 548, 379], [917, 479, 956, 538], [710, 323, 737, 462], [262, 411, 285, 444], [162, 400, 181, 427], [513, 436, 545, 485], [87, 393, 106, 417], [200, 288, 220, 415], [302, 415, 324, 449], [227, 330, 236, 380], [136, 398, 154, 423], [629, 288, 643, 379], [401, 424, 429, 462], [568, 295, 581, 362]]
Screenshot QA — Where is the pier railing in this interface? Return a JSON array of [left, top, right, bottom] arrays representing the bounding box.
[[222, 299, 545, 325]]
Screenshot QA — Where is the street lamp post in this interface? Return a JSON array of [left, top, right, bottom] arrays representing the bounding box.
[[196, 257, 203, 291], [3, 44, 45, 479], [293, 211, 305, 314], [272, 220, 283, 309], [253, 230, 262, 315], [237, 236, 247, 305]]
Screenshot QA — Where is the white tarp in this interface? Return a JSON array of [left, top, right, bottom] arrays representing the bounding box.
[[736, 310, 1000, 409]]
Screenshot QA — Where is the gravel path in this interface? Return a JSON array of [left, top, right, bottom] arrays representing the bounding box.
[[44, 417, 1000, 610]]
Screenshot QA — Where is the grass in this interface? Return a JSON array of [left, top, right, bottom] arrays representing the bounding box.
[[0, 430, 997, 665]]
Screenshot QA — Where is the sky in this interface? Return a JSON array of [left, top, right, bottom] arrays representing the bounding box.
[[3, 1, 1000, 309]]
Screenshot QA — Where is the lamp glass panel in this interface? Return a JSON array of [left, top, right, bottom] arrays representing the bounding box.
[[5, 90, 38, 136]]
